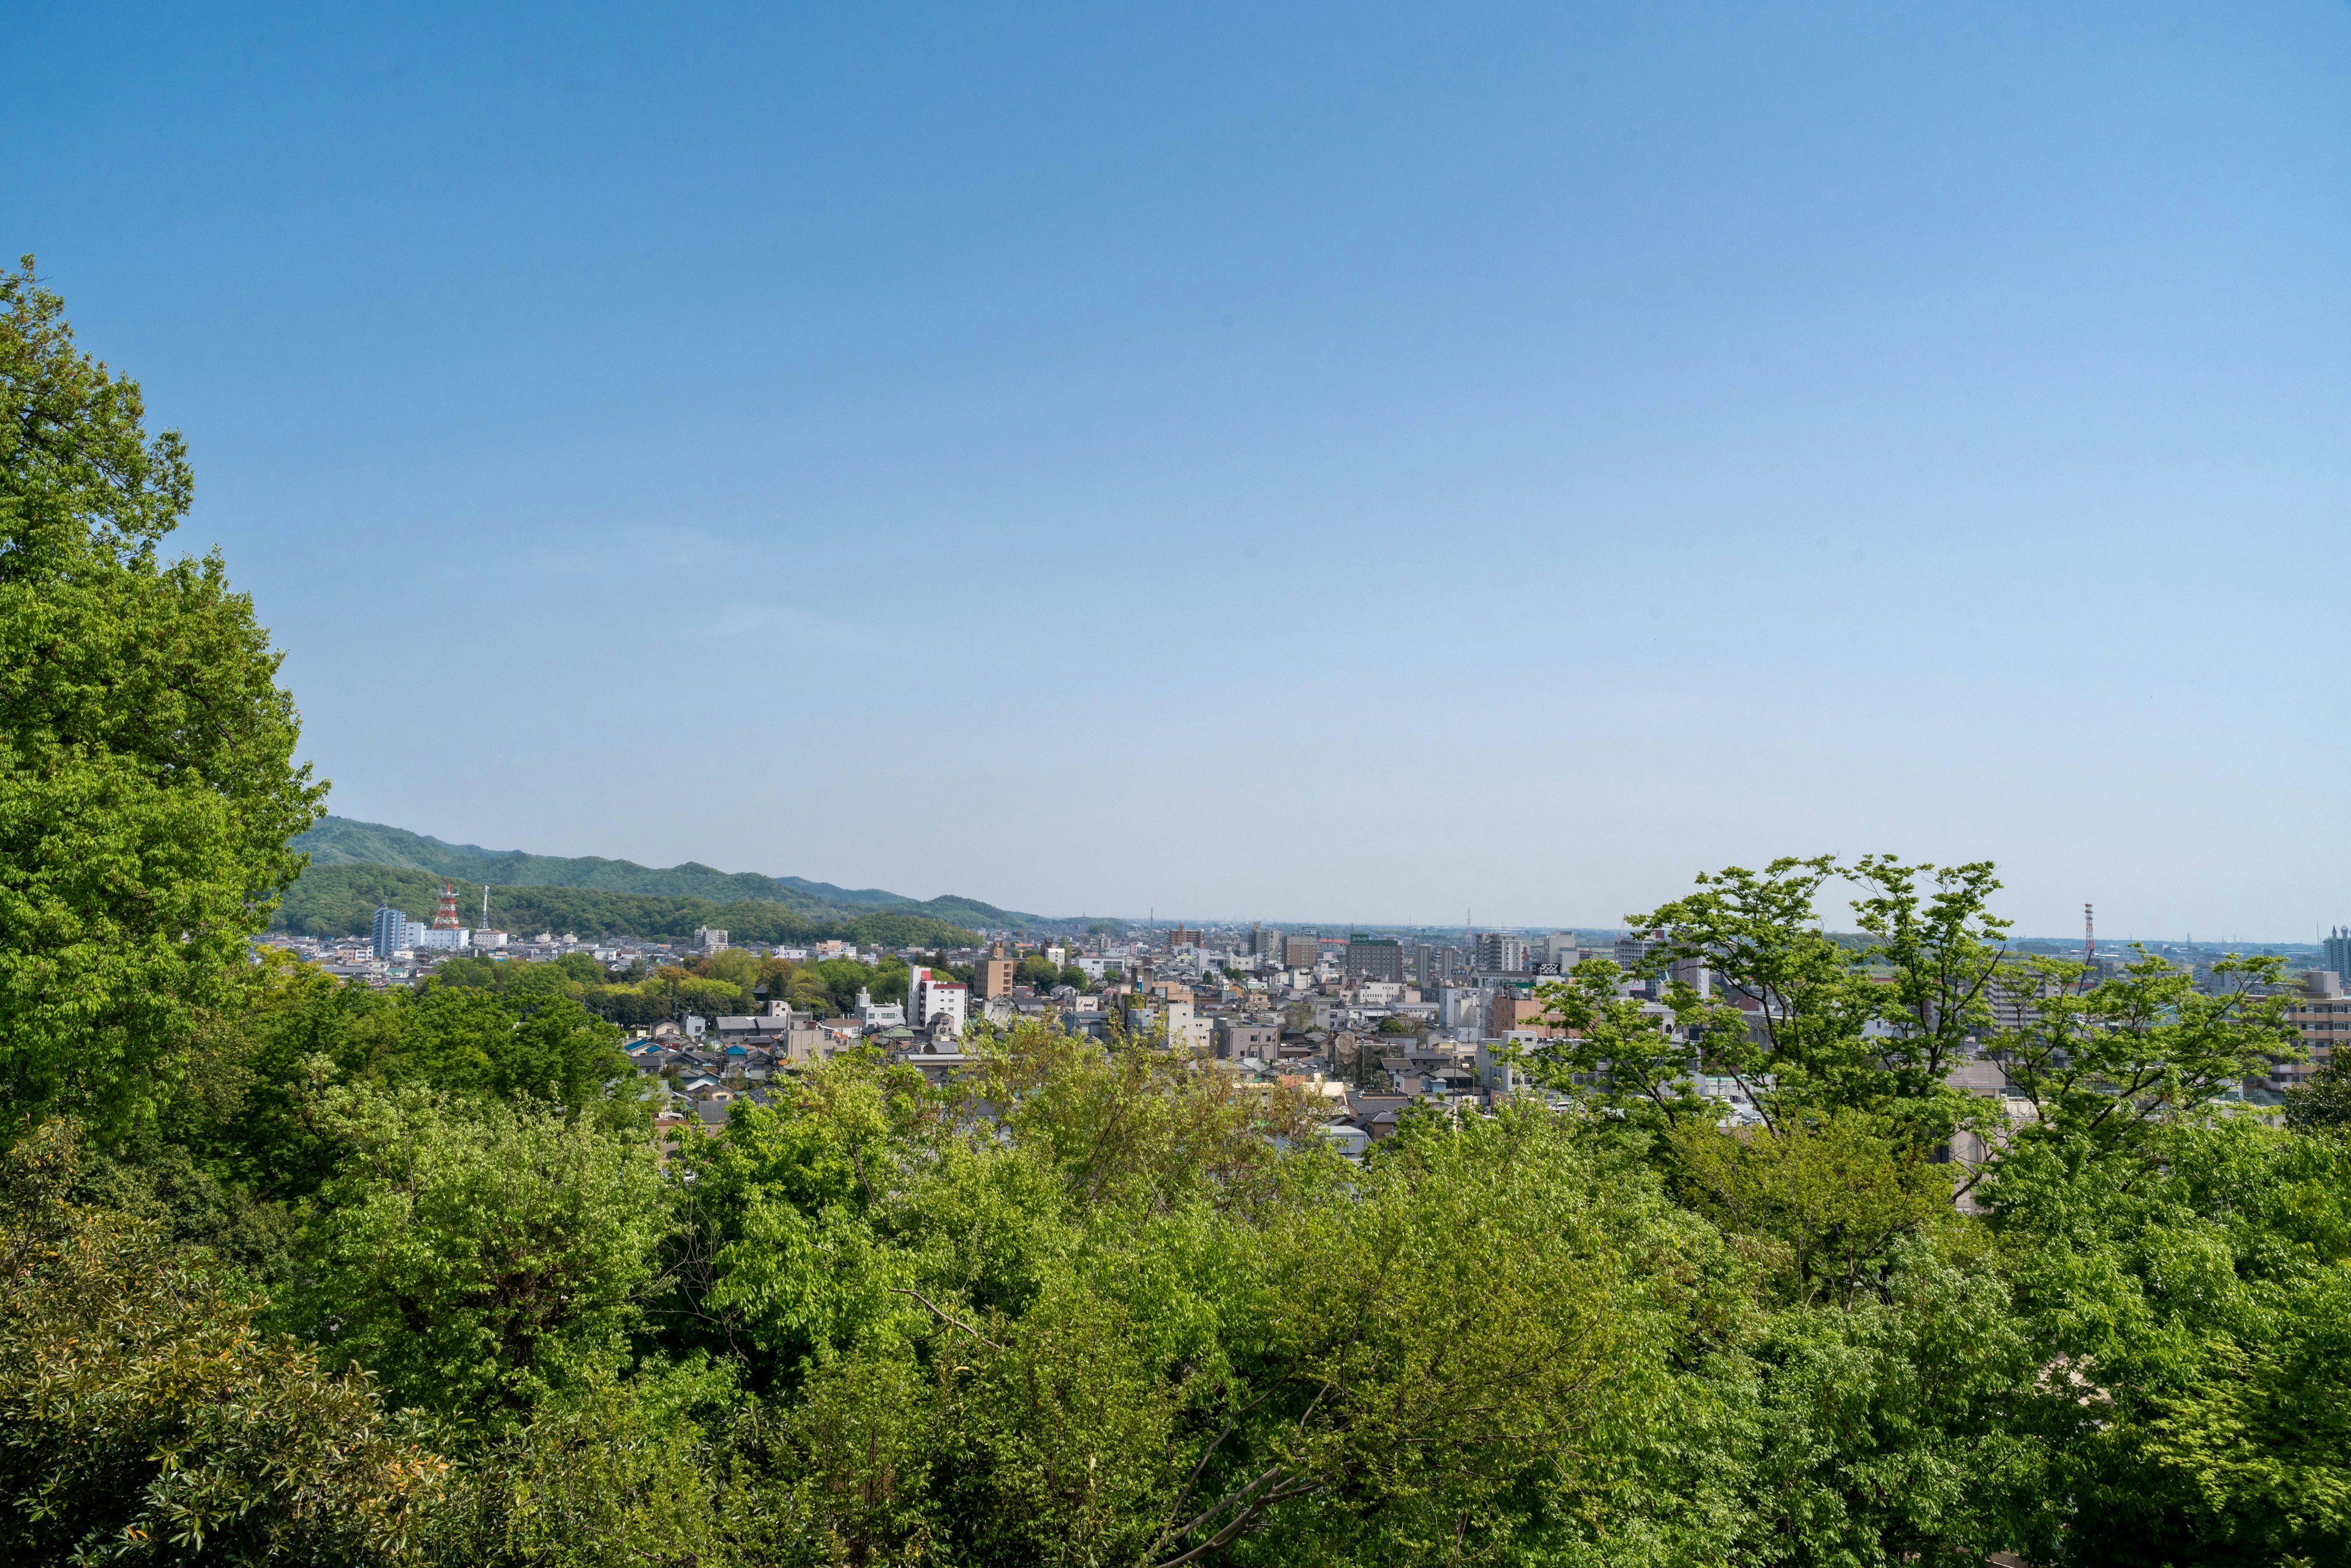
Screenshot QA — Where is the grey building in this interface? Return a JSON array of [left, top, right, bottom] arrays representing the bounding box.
[[372, 905, 427, 958], [1344, 936, 1405, 983], [1215, 1019, 1282, 1061], [1474, 932, 1528, 973], [2326, 926, 2351, 984], [1409, 942, 1461, 989]]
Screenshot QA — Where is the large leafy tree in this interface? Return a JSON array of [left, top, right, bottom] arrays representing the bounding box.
[[0, 1122, 446, 1566], [0, 257, 323, 1134]]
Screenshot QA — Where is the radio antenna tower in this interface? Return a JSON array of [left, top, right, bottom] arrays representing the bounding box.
[[481, 884, 491, 929], [432, 882, 463, 929], [2083, 902, 2096, 967]]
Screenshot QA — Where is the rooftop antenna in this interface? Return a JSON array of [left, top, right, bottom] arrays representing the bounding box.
[[2084, 902, 2095, 967]]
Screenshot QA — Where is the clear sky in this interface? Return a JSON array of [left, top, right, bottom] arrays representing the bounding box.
[[9, 2, 2348, 936]]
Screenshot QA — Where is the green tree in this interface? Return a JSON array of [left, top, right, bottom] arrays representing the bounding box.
[[288, 1087, 668, 1423], [1632, 856, 2012, 1149], [1983, 1117, 2351, 1565], [2285, 1048, 2351, 1131], [0, 258, 324, 1135], [1982, 949, 2298, 1165], [1, 1121, 447, 1565]]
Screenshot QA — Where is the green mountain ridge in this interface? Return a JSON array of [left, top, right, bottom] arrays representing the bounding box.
[[285, 816, 1044, 931]]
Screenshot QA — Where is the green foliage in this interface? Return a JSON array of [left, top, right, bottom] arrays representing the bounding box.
[[1984, 948, 2300, 1164], [1984, 1117, 2351, 1565], [0, 257, 324, 1134], [292, 811, 1035, 928], [287, 1087, 669, 1424], [1670, 1112, 1955, 1309], [2286, 1049, 2351, 1131], [0, 1121, 447, 1566], [272, 862, 981, 948], [1629, 856, 2010, 1149]]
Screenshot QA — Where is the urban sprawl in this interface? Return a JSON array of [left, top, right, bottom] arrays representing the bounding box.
[[261, 883, 2351, 1157]]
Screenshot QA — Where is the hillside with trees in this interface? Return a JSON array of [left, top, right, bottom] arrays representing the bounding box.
[[289, 816, 1038, 932], [8, 260, 2351, 1567], [274, 863, 980, 949]]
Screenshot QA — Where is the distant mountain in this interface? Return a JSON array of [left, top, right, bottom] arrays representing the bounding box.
[[287, 816, 1044, 928]]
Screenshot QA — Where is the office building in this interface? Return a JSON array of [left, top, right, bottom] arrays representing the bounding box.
[[1344, 936, 1405, 983], [975, 955, 1015, 1000], [2278, 969, 2350, 1092], [372, 906, 427, 958], [2326, 926, 2351, 984], [1283, 933, 1321, 969], [1474, 932, 1527, 973], [1488, 991, 1550, 1037]]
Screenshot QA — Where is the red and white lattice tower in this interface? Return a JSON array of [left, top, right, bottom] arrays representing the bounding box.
[[432, 881, 463, 929], [2083, 902, 2095, 967]]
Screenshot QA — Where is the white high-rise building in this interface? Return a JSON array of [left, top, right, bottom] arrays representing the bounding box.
[[909, 968, 968, 1039]]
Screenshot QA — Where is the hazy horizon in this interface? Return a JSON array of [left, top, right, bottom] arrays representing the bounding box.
[[13, 2, 2349, 935]]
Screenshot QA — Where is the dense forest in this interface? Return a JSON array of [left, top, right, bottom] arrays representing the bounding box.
[[9, 259, 2351, 1567], [286, 815, 1032, 932], [273, 861, 982, 950]]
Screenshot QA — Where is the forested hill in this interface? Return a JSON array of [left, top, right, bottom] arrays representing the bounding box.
[[279, 815, 1044, 935]]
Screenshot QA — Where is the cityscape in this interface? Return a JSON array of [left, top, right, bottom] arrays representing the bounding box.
[[12, 4, 2351, 1564], [266, 840, 2351, 1160]]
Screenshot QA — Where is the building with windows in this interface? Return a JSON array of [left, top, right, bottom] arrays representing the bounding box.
[[1283, 933, 1321, 969], [1488, 991, 1551, 1037], [1474, 932, 1527, 973], [1344, 936, 1404, 983], [372, 906, 428, 958], [2325, 926, 2351, 985], [2276, 969, 2349, 1092], [974, 952, 1015, 1000], [908, 967, 968, 1038]]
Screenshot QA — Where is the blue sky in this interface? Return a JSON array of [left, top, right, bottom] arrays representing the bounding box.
[[9, 1, 2348, 934]]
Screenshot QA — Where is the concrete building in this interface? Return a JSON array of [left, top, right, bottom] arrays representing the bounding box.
[[974, 955, 1015, 1000], [1438, 983, 1490, 1033], [372, 906, 427, 958], [1409, 943, 1463, 989], [1488, 991, 1551, 1037], [1543, 932, 1581, 969], [1283, 934, 1321, 969], [2325, 926, 2351, 985], [1474, 932, 1527, 973], [694, 926, 729, 953], [1215, 1019, 1281, 1062], [908, 968, 967, 1039], [1344, 936, 1404, 983], [2281, 969, 2350, 1092]]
